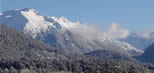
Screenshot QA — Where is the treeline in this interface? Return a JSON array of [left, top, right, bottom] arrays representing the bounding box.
[[0, 57, 150, 73]]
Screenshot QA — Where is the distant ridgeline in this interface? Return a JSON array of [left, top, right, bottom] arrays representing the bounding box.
[[135, 43, 154, 62]]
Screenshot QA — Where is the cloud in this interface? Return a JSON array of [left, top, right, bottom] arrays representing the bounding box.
[[107, 24, 130, 39], [69, 23, 130, 41], [70, 24, 102, 40], [140, 29, 150, 39], [138, 29, 154, 39]]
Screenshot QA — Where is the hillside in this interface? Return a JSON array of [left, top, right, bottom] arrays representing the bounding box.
[[0, 24, 64, 60]]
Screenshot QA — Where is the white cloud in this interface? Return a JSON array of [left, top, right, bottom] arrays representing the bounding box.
[[69, 23, 130, 41], [70, 24, 102, 40], [138, 29, 154, 39], [141, 29, 150, 39], [107, 24, 130, 39]]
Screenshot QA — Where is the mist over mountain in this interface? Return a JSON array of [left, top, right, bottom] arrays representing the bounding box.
[[0, 8, 143, 56], [121, 32, 154, 50]]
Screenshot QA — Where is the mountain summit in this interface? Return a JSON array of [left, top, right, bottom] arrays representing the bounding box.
[[0, 8, 78, 38], [0, 8, 143, 55]]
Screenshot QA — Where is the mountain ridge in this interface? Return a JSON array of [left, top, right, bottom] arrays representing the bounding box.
[[0, 8, 143, 55]]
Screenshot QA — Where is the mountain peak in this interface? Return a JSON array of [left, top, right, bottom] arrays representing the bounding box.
[[20, 8, 40, 15], [1, 8, 37, 14], [0, 8, 79, 38], [20, 8, 35, 11]]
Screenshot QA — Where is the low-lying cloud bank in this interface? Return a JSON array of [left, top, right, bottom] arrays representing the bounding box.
[[69, 23, 154, 51], [107, 24, 130, 39], [70, 23, 154, 41], [70, 23, 130, 41]]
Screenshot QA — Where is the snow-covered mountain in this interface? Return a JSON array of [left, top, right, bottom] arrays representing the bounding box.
[[0, 8, 78, 38], [0, 8, 143, 55]]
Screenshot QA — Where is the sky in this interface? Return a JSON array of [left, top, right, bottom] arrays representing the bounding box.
[[0, 0, 154, 32]]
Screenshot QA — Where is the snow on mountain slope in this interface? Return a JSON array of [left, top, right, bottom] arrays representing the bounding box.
[[21, 9, 55, 38], [51, 16, 79, 29], [0, 8, 78, 38], [0, 8, 143, 55]]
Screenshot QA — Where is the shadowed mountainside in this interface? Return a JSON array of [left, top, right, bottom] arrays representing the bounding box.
[[135, 43, 154, 62]]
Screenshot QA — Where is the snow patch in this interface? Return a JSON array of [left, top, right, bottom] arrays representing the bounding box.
[[20, 9, 54, 38]]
